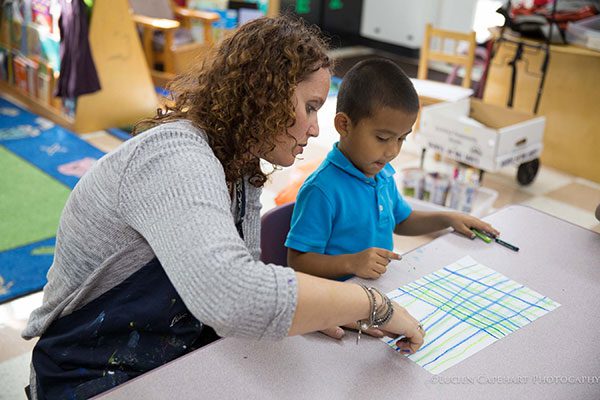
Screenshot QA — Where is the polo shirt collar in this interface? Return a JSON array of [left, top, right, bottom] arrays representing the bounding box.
[[326, 142, 395, 183]]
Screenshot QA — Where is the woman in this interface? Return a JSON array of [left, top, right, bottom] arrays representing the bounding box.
[[23, 16, 425, 399]]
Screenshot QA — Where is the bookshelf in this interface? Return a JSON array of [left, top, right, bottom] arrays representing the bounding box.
[[0, 0, 158, 133]]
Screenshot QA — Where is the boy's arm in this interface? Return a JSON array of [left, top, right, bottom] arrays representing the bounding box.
[[393, 211, 451, 236], [394, 210, 499, 238], [288, 247, 401, 280], [286, 182, 399, 280], [287, 249, 352, 279]]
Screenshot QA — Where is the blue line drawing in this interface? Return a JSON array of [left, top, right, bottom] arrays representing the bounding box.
[[383, 256, 560, 374]]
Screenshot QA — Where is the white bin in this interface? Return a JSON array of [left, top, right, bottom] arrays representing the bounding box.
[[418, 98, 545, 172], [566, 15, 600, 51], [404, 186, 498, 218]]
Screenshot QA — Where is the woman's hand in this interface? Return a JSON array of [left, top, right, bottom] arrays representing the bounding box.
[[381, 303, 425, 354], [445, 212, 499, 239], [318, 302, 425, 355]]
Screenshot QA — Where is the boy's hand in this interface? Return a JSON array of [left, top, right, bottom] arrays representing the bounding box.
[[349, 247, 401, 279], [446, 212, 500, 239]]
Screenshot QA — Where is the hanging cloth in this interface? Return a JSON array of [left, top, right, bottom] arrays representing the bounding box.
[[54, 0, 101, 98]]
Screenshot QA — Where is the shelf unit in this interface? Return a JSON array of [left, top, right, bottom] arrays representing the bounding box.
[[0, 0, 159, 133]]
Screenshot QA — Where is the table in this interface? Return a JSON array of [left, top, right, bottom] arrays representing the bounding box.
[[96, 205, 600, 400], [410, 78, 473, 104]]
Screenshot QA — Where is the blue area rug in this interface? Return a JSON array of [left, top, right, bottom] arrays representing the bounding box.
[[0, 96, 105, 304]]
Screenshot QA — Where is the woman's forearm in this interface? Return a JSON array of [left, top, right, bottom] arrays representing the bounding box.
[[288, 272, 370, 336], [288, 272, 426, 354]]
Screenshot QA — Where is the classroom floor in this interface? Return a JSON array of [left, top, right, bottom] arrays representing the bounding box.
[[1, 49, 599, 399]]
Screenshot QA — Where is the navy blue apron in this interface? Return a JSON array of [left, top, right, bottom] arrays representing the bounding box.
[[31, 180, 246, 399], [31, 257, 220, 399]]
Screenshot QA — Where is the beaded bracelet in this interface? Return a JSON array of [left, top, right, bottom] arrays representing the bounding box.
[[372, 287, 393, 326], [357, 285, 375, 344], [356, 285, 394, 344]]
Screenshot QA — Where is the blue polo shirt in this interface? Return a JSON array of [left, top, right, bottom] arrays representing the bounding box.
[[285, 143, 412, 256]]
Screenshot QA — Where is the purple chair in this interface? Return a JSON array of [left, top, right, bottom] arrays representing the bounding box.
[[260, 202, 295, 266]]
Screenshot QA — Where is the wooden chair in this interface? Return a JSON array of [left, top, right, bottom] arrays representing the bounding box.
[[412, 24, 476, 134], [414, 23, 477, 107], [128, 0, 220, 86], [413, 24, 476, 164]]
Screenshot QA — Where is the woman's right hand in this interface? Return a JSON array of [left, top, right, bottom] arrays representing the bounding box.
[[318, 301, 425, 354], [380, 302, 425, 354]]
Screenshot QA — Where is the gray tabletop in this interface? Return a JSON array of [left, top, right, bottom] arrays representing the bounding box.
[[97, 205, 600, 400]]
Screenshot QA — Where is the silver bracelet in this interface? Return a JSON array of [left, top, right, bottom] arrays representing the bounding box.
[[356, 285, 394, 344], [357, 285, 375, 344], [371, 287, 394, 328]]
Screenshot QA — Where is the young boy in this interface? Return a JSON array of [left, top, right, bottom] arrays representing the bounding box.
[[285, 58, 498, 280]]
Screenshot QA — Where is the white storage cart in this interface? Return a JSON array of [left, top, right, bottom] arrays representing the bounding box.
[[417, 98, 546, 185]]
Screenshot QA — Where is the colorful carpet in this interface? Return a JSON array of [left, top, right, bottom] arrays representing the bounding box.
[[0, 96, 105, 304]]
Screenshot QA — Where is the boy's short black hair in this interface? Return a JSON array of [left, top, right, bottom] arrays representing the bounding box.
[[336, 58, 419, 124]]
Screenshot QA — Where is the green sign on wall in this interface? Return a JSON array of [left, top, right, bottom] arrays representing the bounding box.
[[296, 0, 344, 14], [328, 0, 343, 10], [296, 0, 311, 14]]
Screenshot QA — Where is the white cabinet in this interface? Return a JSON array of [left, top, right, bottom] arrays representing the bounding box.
[[360, 0, 478, 48]]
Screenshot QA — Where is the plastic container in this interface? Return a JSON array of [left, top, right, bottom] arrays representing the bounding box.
[[447, 169, 480, 213], [423, 172, 450, 206], [401, 167, 425, 200], [566, 15, 600, 51], [404, 186, 498, 218]]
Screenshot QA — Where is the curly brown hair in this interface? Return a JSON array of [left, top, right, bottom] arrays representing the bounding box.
[[137, 16, 332, 187]]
